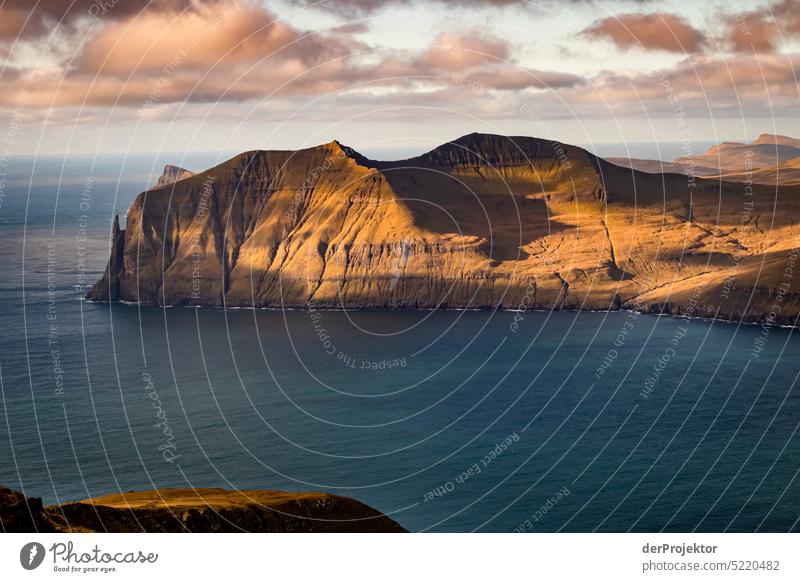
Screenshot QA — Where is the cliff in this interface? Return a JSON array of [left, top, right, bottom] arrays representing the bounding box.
[[0, 487, 405, 533], [88, 133, 800, 325]]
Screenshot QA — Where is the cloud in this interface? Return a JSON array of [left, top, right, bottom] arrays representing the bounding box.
[[291, 0, 520, 15], [419, 32, 511, 70], [7, 50, 799, 130], [14, 0, 359, 107], [0, 6, 30, 41], [458, 67, 584, 90], [1, 0, 795, 128], [582, 12, 707, 53], [0, 2, 584, 109], [570, 52, 800, 119], [0, 0, 201, 40], [329, 22, 371, 34], [73, 1, 348, 77], [721, 0, 800, 53]]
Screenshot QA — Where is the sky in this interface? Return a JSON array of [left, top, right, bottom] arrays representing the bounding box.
[[1, 0, 799, 158]]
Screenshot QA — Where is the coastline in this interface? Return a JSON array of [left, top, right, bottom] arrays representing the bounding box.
[[83, 299, 799, 329]]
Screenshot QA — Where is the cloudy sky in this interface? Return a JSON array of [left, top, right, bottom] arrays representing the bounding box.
[[2, 0, 799, 157]]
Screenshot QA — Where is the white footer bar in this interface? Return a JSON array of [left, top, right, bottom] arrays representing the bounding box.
[[1, 533, 796, 581]]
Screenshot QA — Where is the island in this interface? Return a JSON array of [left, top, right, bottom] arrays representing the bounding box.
[[89, 133, 800, 326]]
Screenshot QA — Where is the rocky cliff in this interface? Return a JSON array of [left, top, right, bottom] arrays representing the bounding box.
[[88, 133, 800, 325], [0, 487, 405, 533]]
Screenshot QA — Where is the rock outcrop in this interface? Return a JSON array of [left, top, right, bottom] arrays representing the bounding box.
[[1, 487, 405, 533], [89, 133, 800, 325], [0, 488, 60, 532], [154, 164, 194, 188]]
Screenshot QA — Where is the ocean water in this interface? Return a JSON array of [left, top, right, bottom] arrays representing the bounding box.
[[0, 153, 798, 532]]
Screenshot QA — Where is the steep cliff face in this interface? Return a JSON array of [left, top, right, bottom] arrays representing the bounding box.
[[89, 133, 800, 324], [1, 487, 405, 533]]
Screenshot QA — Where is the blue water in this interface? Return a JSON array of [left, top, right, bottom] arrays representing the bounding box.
[[0, 153, 798, 532]]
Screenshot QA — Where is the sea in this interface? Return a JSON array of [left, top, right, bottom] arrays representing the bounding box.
[[0, 147, 797, 532]]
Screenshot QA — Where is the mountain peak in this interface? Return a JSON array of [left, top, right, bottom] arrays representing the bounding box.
[[319, 139, 373, 166], [377, 132, 585, 170]]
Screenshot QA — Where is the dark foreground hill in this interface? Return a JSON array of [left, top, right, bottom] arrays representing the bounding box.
[[0, 486, 405, 533]]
